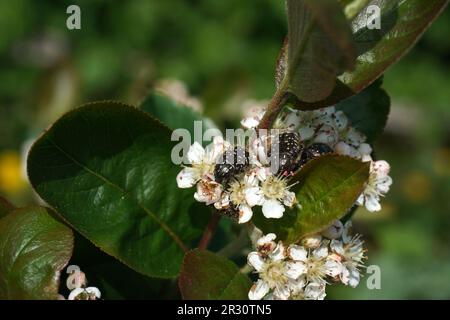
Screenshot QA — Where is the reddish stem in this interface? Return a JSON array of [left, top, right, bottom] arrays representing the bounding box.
[[198, 212, 221, 250], [257, 89, 289, 130]]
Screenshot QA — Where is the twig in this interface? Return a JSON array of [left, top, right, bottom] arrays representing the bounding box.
[[257, 89, 289, 130], [217, 227, 249, 258], [198, 212, 221, 250]]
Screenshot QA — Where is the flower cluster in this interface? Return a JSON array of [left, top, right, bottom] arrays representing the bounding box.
[[247, 221, 366, 300], [58, 265, 101, 300], [176, 136, 297, 223], [243, 105, 393, 213], [176, 104, 393, 225]]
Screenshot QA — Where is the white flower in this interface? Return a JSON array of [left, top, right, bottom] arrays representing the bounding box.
[[248, 241, 294, 300], [340, 127, 366, 148], [176, 137, 228, 188], [331, 110, 349, 131], [357, 160, 393, 212], [312, 124, 339, 146], [248, 133, 272, 167], [335, 141, 373, 161], [284, 110, 301, 131], [329, 235, 365, 288], [228, 174, 261, 223], [194, 179, 223, 205], [286, 242, 341, 300], [256, 233, 277, 250], [342, 220, 353, 244], [301, 234, 323, 249], [294, 107, 349, 143], [241, 101, 267, 129], [258, 174, 296, 219], [295, 107, 333, 140], [66, 270, 86, 290], [304, 282, 327, 300], [68, 287, 101, 300], [288, 243, 341, 286]]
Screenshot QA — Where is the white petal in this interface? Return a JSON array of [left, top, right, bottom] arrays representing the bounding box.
[[335, 141, 352, 157], [244, 173, 258, 186], [285, 261, 307, 279], [248, 280, 270, 300], [298, 126, 315, 141], [289, 275, 306, 294], [282, 191, 296, 207], [377, 176, 393, 193], [362, 154, 373, 163], [330, 239, 345, 255], [245, 187, 263, 207], [341, 266, 360, 287], [324, 258, 342, 277], [334, 111, 348, 131], [365, 194, 381, 212], [253, 166, 268, 182], [313, 243, 329, 258], [206, 137, 227, 163], [347, 267, 361, 288], [247, 252, 265, 272], [358, 143, 372, 157], [313, 125, 338, 146], [176, 168, 198, 188], [273, 284, 290, 300], [68, 288, 85, 300], [257, 233, 277, 247], [342, 221, 353, 244], [285, 112, 301, 130], [241, 117, 261, 129], [85, 287, 101, 299], [66, 271, 86, 290], [345, 127, 366, 146], [288, 245, 308, 262], [238, 204, 253, 223], [270, 242, 286, 261], [214, 194, 230, 210], [187, 142, 205, 164], [304, 282, 326, 300], [262, 199, 285, 219], [255, 139, 270, 166], [194, 180, 222, 204], [301, 234, 322, 249], [373, 160, 391, 176], [321, 106, 336, 116], [340, 266, 350, 285]]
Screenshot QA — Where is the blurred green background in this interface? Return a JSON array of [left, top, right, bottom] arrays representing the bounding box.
[[0, 0, 449, 299]]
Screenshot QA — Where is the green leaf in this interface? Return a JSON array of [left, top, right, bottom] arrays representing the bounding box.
[[68, 233, 169, 300], [254, 155, 370, 243], [281, 0, 356, 103], [139, 91, 216, 138], [336, 78, 390, 143], [0, 195, 14, 218], [0, 206, 73, 300], [179, 249, 252, 300], [27, 101, 208, 279], [287, 0, 448, 109]]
